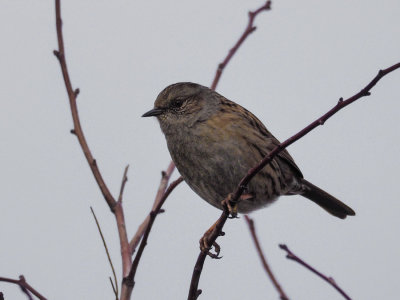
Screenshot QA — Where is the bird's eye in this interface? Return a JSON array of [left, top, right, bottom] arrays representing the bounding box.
[[170, 98, 184, 109]]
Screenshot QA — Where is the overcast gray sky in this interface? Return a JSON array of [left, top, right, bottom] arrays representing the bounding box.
[[1, 1, 400, 299]]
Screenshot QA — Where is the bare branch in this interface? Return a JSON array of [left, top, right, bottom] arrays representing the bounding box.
[[188, 209, 229, 299], [188, 62, 400, 299], [54, 0, 133, 286], [0, 276, 47, 300], [279, 244, 352, 300], [210, 0, 271, 90], [18, 275, 34, 300], [245, 216, 289, 300], [121, 176, 184, 299], [90, 207, 119, 299], [115, 166, 132, 277], [129, 162, 177, 255], [53, 0, 116, 211]]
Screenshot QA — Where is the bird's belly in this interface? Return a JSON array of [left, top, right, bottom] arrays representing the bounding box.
[[167, 135, 280, 212]]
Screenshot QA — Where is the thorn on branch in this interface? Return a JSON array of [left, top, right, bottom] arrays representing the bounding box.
[[53, 50, 60, 59], [70, 129, 76, 135], [161, 170, 167, 177], [338, 97, 343, 103], [158, 208, 166, 214], [74, 88, 80, 97], [195, 289, 202, 299], [360, 89, 371, 96]]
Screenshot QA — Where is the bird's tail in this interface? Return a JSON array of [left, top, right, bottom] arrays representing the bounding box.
[[299, 179, 355, 219]]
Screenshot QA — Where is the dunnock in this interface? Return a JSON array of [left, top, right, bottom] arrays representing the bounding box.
[[143, 82, 355, 219]]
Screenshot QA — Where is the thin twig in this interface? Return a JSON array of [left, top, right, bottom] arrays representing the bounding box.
[[210, 0, 271, 90], [128, 162, 177, 255], [110, 277, 117, 296], [118, 165, 130, 203], [0, 276, 47, 300], [279, 244, 352, 300], [121, 177, 184, 299], [188, 62, 400, 299], [115, 165, 132, 277], [245, 216, 289, 300], [90, 207, 119, 299]]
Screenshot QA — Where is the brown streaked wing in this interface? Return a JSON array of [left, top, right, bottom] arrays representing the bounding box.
[[220, 97, 304, 179]]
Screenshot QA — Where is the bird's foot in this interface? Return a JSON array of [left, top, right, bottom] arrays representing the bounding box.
[[221, 193, 253, 218], [199, 221, 224, 259]]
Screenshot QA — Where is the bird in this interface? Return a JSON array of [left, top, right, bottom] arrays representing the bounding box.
[[142, 82, 355, 219]]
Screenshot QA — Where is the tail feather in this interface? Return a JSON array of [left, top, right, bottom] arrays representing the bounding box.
[[299, 179, 355, 219]]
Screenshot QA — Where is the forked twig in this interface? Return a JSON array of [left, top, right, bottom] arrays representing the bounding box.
[[245, 216, 289, 300], [121, 177, 184, 299], [279, 244, 352, 300], [0, 276, 47, 300], [129, 162, 177, 255]]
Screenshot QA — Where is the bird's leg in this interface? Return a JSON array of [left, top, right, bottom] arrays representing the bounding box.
[[199, 220, 224, 259], [221, 192, 253, 218]]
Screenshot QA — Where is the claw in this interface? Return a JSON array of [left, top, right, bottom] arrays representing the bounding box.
[[199, 220, 223, 259], [221, 193, 238, 218], [221, 193, 253, 218], [199, 235, 222, 259]]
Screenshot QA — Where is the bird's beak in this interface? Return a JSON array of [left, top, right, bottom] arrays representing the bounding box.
[[142, 107, 165, 117]]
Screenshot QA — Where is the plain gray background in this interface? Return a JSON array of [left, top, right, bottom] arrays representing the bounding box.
[[1, 0, 399, 299]]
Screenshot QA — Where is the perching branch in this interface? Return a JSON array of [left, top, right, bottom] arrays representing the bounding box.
[[188, 62, 400, 299], [279, 244, 352, 300], [0, 276, 47, 300], [210, 0, 271, 90], [188, 1, 274, 298], [245, 215, 289, 300]]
